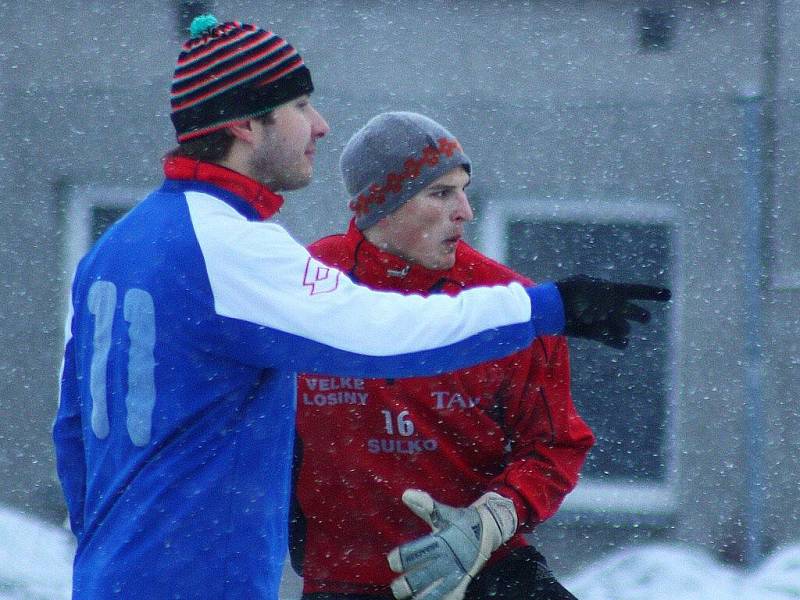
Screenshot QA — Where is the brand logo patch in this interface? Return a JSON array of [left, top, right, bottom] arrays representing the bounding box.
[[303, 257, 340, 295]]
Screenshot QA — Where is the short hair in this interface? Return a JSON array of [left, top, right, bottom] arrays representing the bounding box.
[[166, 112, 276, 162]]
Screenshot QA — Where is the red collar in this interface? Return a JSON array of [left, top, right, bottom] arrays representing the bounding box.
[[343, 220, 466, 294], [163, 156, 284, 220]]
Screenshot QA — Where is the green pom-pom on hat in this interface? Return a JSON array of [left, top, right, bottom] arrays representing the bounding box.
[[189, 14, 219, 38]]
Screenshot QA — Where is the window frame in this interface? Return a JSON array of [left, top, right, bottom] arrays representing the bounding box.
[[477, 198, 683, 517], [63, 185, 149, 304]]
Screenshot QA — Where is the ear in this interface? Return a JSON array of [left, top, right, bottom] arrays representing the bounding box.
[[227, 120, 256, 144]]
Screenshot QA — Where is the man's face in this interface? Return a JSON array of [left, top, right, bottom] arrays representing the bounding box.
[[249, 96, 329, 191], [368, 167, 473, 270]]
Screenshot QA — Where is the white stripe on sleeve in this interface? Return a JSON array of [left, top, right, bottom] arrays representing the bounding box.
[[187, 191, 531, 357]]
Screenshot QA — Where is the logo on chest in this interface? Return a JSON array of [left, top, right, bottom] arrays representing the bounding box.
[[431, 390, 482, 410]]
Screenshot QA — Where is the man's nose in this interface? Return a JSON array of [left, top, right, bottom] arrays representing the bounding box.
[[452, 192, 474, 222], [311, 106, 330, 139]]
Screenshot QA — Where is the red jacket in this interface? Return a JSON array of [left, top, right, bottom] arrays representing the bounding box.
[[292, 221, 595, 595]]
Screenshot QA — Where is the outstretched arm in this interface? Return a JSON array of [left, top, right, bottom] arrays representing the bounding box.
[[191, 199, 670, 374]]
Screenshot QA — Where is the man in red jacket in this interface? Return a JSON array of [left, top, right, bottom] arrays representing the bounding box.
[[291, 112, 595, 600]]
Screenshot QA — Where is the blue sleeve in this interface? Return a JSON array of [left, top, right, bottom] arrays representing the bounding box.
[[219, 317, 538, 378], [527, 282, 565, 336], [205, 284, 564, 379]]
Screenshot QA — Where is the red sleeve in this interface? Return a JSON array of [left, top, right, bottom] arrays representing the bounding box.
[[489, 336, 595, 529]]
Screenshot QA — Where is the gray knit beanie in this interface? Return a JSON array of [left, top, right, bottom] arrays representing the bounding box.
[[341, 112, 471, 230]]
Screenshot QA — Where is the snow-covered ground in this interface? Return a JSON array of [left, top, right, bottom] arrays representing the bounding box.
[[4, 503, 800, 600], [0, 505, 73, 600], [565, 543, 800, 600]]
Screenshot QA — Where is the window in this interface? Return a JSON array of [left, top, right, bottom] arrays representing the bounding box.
[[479, 199, 681, 516], [63, 186, 147, 298]]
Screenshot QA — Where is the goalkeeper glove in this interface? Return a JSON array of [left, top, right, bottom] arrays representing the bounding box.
[[555, 274, 671, 349], [387, 490, 517, 600]]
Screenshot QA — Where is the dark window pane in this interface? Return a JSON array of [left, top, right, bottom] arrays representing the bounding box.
[[91, 207, 130, 243], [505, 220, 673, 483]]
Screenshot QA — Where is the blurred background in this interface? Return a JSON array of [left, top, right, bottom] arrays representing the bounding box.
[[1, 0, 798, 593]]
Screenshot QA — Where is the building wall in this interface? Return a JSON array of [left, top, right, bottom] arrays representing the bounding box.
[[1, 0, 798, 577]]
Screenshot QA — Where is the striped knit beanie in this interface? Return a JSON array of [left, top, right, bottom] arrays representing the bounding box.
[[342, 112, 471, 230], [170, 14, 314, 142]]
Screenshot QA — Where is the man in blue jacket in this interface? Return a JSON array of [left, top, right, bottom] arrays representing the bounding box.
[[53, 14, 669, 599]]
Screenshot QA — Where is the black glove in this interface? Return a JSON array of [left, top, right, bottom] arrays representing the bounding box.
[[555, 275, 671, 349]]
